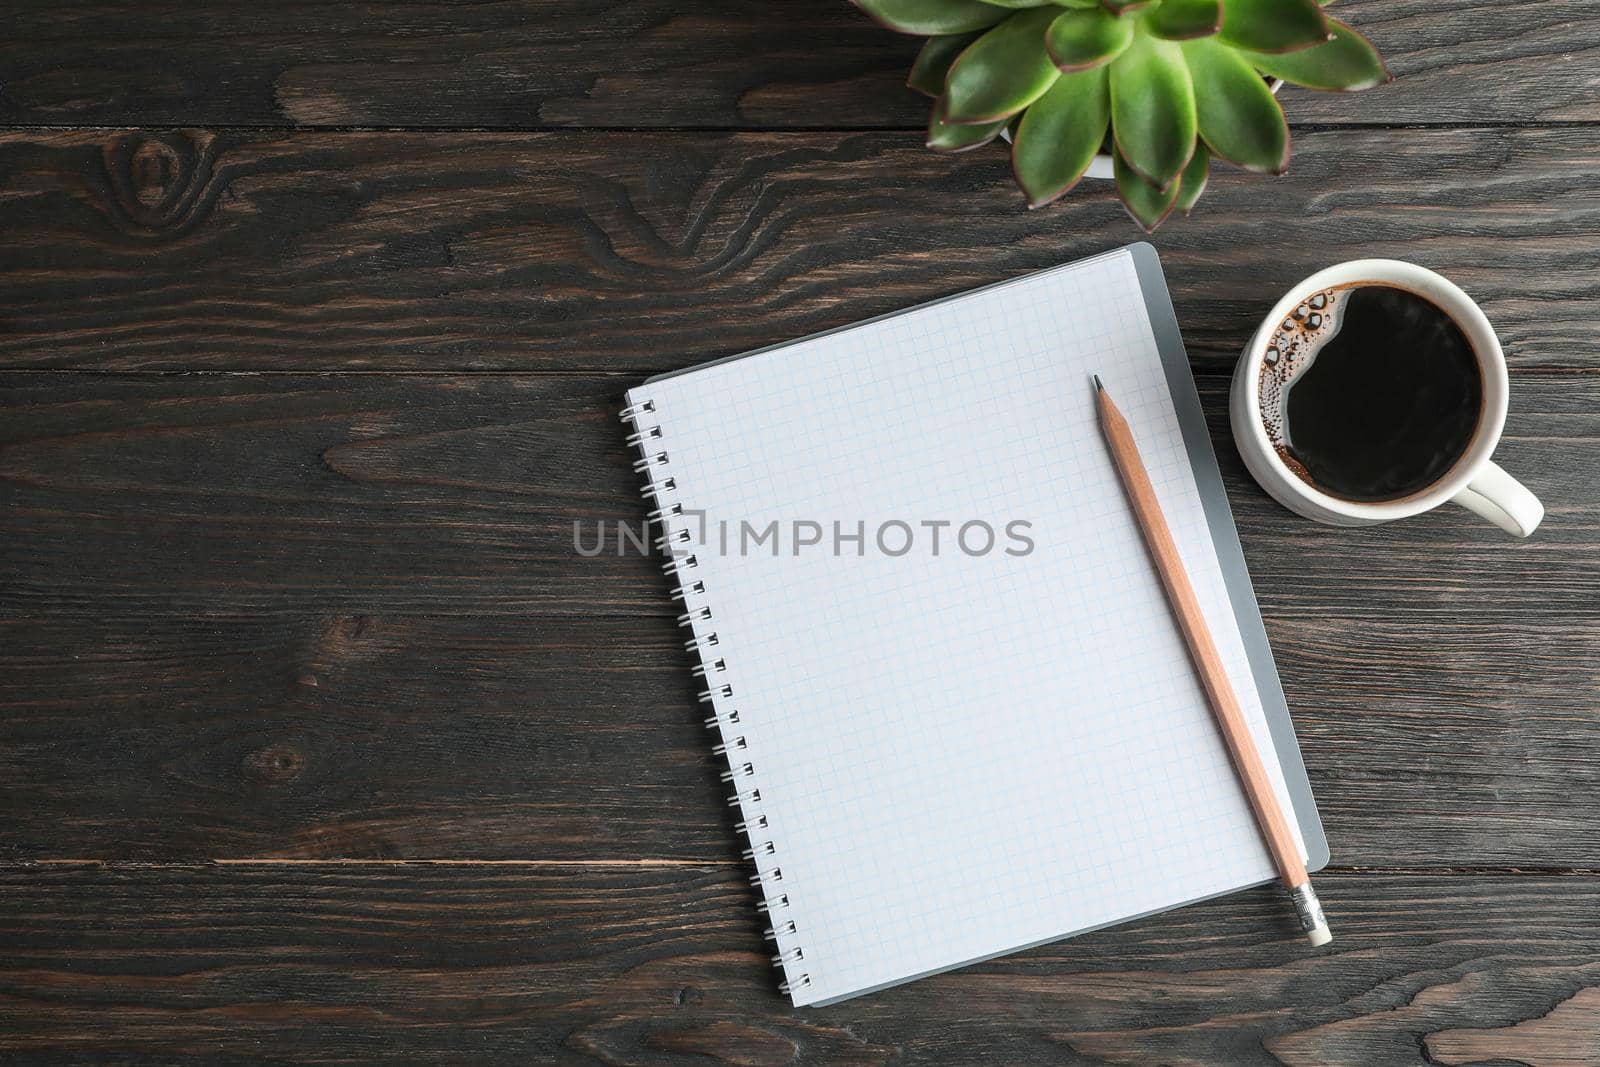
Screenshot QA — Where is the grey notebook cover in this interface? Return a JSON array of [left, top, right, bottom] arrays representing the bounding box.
[[632, 242, 1327, 1005]]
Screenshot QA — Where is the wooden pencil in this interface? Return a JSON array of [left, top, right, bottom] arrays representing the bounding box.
[[1094, 374, 1330, 946]]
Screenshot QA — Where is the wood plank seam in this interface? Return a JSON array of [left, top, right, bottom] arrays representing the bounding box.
[[5, 862, 1600, 874], [3, 121, 1600, 134]]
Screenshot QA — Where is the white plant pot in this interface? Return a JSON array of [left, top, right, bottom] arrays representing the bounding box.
[[997, 79, 1282, 181]]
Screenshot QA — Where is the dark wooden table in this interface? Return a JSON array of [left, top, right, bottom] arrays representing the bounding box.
[[3, 2, 1599, 1063]]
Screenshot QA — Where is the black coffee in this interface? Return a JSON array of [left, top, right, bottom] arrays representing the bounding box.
[[1256, 283, 1482, 503]]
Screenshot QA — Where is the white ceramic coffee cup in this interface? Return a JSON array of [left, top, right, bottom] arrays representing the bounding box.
[[1230, 260, 1543, 537]]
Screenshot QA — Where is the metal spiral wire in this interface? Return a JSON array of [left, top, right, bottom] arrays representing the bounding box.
[[622, 394, 810, 996]]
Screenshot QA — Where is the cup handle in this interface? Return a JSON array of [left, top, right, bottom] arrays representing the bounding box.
[[1450, 461, 1544, 537]]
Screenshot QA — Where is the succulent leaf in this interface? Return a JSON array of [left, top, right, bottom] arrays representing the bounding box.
[[1216, 0, 1329, 54], [1012, 66, 1111, 206], [909, 33, 983, 96], [928, 103, 1010, 150], [1242, 18, 1391, 90], [851, 0, 1010, 35], [1182, 37, 1288, 172], [943, 7, 1063, 123], [1045, 8, 1135, 71], [1114, 149, 1180, 231], [1146, 0, 1222, 40], [1176, 143, 1211, 214], [1109, 32, 1197, 190], [875, 0, 1388, 227]]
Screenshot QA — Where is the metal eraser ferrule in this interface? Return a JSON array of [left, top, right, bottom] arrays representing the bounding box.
[[1290, 882, 1330, 942]]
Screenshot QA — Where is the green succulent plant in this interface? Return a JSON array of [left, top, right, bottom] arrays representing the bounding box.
[[854, 0, 1390, 230]]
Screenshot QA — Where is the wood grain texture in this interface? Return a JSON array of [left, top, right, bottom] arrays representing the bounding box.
[[1, 127, 1598, 372], [3, 608, 1598, 867], [0, 863, 1597, 1064], [5, 373, 1591, 618], [5, 0, 1599, 1056], [3, 374, 1596, 864], [1, 0, 1596, 129], [1427, 988, 1600, 1066], [0, 373, 654, 616]]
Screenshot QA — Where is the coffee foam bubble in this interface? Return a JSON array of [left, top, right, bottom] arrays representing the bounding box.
[[1256, 286, 1345, 481]]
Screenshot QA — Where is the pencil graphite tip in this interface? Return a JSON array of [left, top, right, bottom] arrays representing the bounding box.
[[1093, 374, 1104, 394]]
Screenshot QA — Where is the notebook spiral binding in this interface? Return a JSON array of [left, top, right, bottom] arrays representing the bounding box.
[[621, 396, 811, 998]]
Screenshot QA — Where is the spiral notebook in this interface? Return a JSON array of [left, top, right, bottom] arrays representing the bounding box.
[[622, 243, 1326, 1007]]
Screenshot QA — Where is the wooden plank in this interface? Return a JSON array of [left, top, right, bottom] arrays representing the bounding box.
[[0, 373, 653, 617], [1, 1, 1596, 129], [2, 360, 1595, 865], [0, 614, 722, 862], [4, 372, 1592, 619], [1, 127, 1598, 373], [3, 602, 1598, 868], [4, 372, 1593, 863], [0, 864, 1595, 1063]]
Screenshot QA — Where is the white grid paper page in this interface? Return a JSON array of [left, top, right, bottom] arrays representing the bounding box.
[[634, 248, 1305, 1006]]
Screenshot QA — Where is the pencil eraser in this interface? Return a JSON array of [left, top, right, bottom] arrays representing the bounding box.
[[1290, 882, 1331, 947]]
